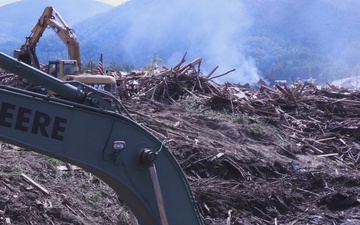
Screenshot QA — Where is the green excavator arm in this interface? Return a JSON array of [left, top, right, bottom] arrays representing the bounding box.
[[0, 52, 204, 225]]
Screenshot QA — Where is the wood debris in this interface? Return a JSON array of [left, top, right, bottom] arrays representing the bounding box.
[[2, 53, 360, 166], [115, 56, 360, 166], [21, 173, 50, 195]]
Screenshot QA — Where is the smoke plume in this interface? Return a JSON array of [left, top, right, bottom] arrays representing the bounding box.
[[120, 0, 259, 84]]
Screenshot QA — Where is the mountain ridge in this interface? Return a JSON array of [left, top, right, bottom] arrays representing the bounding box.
[[1, 0, 360, 84]]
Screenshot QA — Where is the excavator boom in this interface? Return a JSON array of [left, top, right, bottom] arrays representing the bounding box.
[[0, 53, 204, 225], [14, 6, 81, 71]]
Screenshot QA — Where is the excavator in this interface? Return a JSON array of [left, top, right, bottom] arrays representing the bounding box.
[[13, 6, 116, 93], [0, 52, 205, 224]]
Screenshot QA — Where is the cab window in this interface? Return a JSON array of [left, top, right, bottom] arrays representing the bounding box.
[[48, 63, 59, 78], [63, 63, 78, 75]]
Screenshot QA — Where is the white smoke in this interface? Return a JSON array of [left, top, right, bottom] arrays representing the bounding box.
[[121, 0, 259, 84]]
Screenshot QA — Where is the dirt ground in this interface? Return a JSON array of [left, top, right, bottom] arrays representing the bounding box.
[[0, 96, 359, 225]]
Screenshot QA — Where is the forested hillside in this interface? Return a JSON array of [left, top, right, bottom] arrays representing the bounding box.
[[1, 0, 360, 85], [244, 0, 360, 85]]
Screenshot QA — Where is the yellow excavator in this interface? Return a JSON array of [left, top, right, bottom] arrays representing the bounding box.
[[14, 6, 116, 93]]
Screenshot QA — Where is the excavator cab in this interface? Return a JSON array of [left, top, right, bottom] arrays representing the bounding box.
[[48, 60, 77, 78], [47, 60, 116, 93]]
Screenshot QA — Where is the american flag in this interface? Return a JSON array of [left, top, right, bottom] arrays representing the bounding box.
[[97, 53, 104, 74]]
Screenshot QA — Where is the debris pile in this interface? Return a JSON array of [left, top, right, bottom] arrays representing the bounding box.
[[117, 56, 360, 167], [255, 82, 360, 165], [115, 53, 237, 103], [2, 55, 360, 224]]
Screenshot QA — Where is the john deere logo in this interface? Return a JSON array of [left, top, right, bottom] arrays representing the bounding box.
[[0, 101, 67, 141]]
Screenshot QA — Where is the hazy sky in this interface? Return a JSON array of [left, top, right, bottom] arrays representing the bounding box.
[[97, 0, 128, 6], [0, 0, 127, 7]]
